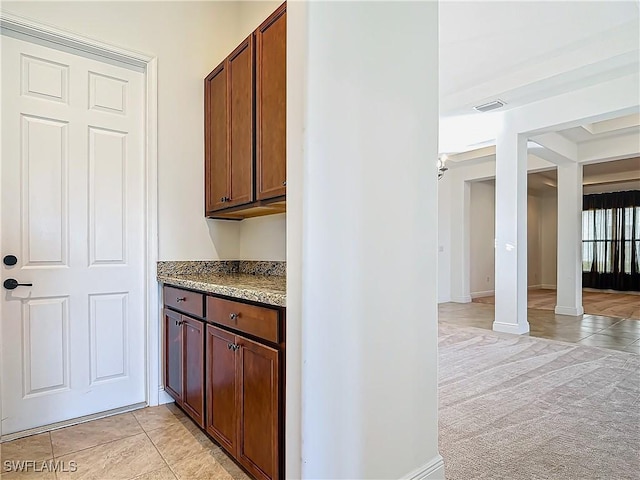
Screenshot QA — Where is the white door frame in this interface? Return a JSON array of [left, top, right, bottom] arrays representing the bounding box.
[[0, 12, 160, 438]]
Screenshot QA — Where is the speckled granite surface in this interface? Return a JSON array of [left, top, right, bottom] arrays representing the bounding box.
[[157, 261, 286, 307], [157, 261, 285, 277]]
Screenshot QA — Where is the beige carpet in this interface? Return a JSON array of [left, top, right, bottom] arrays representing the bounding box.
[[473, 289, 640, 319], [439, 323, 640, 479]]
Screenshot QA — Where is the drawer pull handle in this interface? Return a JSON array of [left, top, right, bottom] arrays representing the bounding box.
[[227, 343, 233, 350], [229, 313, 239, 320], [176, 297, 186, 303]]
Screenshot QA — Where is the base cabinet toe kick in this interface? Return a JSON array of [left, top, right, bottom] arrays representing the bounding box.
[[162, 285, 285, 480]]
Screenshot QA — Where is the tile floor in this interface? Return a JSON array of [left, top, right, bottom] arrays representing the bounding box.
[[439, 302, 640, 354], [0, 404, 250, 480]]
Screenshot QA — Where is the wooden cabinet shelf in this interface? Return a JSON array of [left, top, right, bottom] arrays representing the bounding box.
[[205, 2, 286, 220]]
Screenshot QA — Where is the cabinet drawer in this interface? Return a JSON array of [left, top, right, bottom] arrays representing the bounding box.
[[206, 296, 279, 343], [164, 286, 203, 318]]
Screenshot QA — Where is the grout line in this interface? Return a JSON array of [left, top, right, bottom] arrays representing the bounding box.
[[49, 414, 145, 460]]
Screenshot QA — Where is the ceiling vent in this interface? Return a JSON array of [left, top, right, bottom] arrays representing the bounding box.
[[473, 99, 506, 113]]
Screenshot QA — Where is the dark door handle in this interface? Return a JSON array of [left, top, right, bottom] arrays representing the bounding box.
[[3, 279, 33, 290]]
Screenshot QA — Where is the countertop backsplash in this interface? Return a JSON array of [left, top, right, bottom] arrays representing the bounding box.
[[157, 260, 285, 277]]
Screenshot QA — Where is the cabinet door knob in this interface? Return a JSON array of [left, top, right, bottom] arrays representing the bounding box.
[[232, 344, 240, 352], [282, 181, 287, 187], [176, 297, 186, 303], [229, 313, 239, 320]]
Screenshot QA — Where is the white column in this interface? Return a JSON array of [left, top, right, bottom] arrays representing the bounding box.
[[555, 162, 584, 316], [299, 1, 443, 479], [494, 129, 530, 334]]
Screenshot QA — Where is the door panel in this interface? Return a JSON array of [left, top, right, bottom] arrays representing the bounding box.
[[182, 316, 204, 427], [205, 324, 237, 454], [228, 37, 254, 208], [1, 35, 146, 435], [21, 114, 69, 266], [256, 5, 287, 201], [22, 297, 70, 396], [205, 63, 228, 213], [164, 309, 183, 402], [237, 336, 279, 480], [89, 293, 128, 384], [88, 127, 126, 264]]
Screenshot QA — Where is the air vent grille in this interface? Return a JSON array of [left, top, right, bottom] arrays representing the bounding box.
[[473, 100, 506, 112]]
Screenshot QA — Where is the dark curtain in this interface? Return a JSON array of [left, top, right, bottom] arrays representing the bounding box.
[[582, 190, 640, 291]]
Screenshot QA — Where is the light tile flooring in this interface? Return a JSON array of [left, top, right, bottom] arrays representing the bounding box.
[[439, 302, 640, 354], [0, 404, 250, 480]]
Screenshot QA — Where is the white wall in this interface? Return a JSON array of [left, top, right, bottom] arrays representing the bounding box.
[[469, 181, 495, 296], [237, 0, 282, 37], [298, 1, 442, 478], [238, 214, 286, 261]]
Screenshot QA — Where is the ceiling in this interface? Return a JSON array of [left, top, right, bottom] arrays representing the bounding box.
[[439, 1, 640, 117], [555, 114, 640, 144]]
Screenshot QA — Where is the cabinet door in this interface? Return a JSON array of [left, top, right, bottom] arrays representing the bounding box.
[[205, 62, 229, 213], [164, 309, 183, 402], [228, 36, 255, 208], [182, 316, 205, 427], [237, 336, 279, 480], [256, 4, 286, 201], [205, 325, 238, 455]]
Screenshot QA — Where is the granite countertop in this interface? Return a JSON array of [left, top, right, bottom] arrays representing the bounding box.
[[158, 263, 286, 307]]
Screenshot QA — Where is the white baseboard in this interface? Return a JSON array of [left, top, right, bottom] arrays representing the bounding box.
[[158, 387, 174, 405], [541, 284, 557, 290], [451, 295, 472, 303], [401, 455, 445, 480], [493, 321, 530, 335], [554, 306, 584, 316], [528, 284, 542, 290], [471, 290, 494, 299]]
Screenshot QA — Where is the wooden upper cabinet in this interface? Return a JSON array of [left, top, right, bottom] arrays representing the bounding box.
[[204, 2, 286, 219], [205, 62, 228, 213], [228, 36, 255, 208], [256, 3, 287, 201]]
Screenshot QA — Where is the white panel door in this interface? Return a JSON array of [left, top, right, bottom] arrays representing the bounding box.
[[1, 35, 146, 435]]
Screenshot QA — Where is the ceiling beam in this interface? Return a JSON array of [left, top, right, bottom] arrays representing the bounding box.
[[529, 132, 578, 165]]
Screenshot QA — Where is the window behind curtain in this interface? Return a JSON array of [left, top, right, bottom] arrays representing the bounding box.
[[582, 190, 640, 291]]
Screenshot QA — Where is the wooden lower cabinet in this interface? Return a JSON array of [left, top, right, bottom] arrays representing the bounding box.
[[206, 324, 280, 480], [181, 316, 205, 427], [164, 309, 183, 401], [205, 325, 237, 453], [163, 308, 205, 428]]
